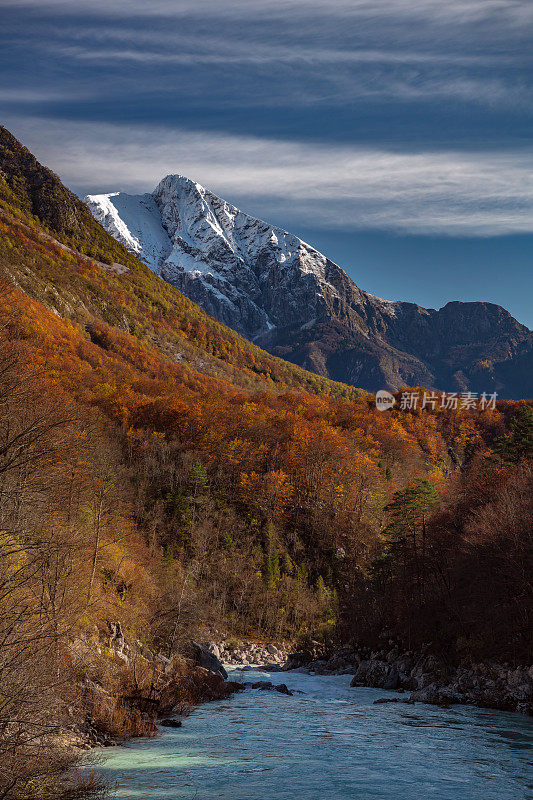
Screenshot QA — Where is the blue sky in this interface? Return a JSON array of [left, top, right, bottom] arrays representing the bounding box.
[[1, 0, 532, 326]]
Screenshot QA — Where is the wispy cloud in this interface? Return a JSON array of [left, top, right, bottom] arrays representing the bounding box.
[[44, 43, 524, 109], [2, 0, 529, 115], [56, 43, 493, 68], [3, 0, 532, 26], [0, 88, 95, 103], [6, 116, 532, 237]]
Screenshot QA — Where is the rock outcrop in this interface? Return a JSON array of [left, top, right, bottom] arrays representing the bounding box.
[[287, 641, 533, 715], [192, 641, 228, 679], [214, 639, 291, 668]]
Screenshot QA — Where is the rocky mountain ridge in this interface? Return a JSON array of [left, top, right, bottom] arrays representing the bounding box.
[[86, 176, 533, 398]]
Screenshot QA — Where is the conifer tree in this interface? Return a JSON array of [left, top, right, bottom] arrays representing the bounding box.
[[493, 406, 533, 463]]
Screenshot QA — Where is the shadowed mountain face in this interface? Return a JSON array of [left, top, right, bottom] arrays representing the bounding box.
[[84, 176, 532, 399]]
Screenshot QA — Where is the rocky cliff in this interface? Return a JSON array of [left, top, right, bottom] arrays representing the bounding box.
[[86, 177, 533, 398]]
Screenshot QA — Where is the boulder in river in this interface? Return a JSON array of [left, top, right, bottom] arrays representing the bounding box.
[[350, 660, 399, 689], [373, 698, 415, 705], [409, 685, 463, 706], [160, 718, 183, 728], [192, 642, 228, 679], [250, 680, 293, 696]]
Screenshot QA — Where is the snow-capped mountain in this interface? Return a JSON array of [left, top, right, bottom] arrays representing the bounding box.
[[85, 177, 532, 397], [86, 175, 392, 341]]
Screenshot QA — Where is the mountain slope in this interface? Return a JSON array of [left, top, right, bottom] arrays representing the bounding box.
[[0, 132, 531, 800], [0, 125, 456, 648], [86, 177, 532, 399], [0, 126, 363, 401]]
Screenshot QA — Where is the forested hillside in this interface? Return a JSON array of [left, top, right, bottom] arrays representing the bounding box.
[[0, 128, 531, 798]]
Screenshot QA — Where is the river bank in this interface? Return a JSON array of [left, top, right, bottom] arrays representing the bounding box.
[[58, 628, 245, 755], [199, 635, 533, 716], [286, 639, 533, 715], [69, 627, 532, 767], [203, 638, 292, 669]]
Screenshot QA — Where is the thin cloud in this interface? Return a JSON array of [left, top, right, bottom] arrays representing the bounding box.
[[4, 0, 529, 114], [6, 116, 533, 237], [0, 88, 95, 103], [46, 44, 525, 110], [54, 43, 516, 68], [2, 0, 531, 26]]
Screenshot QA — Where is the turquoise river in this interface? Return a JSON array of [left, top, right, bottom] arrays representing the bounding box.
[[89, 666, 533, 799]]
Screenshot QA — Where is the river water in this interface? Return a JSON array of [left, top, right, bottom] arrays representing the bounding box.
[[91, 666, 533, 800]]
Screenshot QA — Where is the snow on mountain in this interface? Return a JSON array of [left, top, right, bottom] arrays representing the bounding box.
[[85, 175, 532, 397], [85, 175, 381, 339], [84, 191, 171, 273]]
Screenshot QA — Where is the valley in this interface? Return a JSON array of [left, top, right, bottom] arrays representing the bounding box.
[[0, 126, 531, 800]]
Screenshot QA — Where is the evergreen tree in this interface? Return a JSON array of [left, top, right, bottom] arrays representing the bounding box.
[[189, 459, 208, 491], [493, 406, 533, 463], [316, 575, 328, 605], [383, 479, 438, 607], [384, 480, 438, 546]]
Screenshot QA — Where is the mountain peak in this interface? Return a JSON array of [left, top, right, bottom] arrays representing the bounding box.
[[155, 173, 207, 195], [86, 175, 533, 398]]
